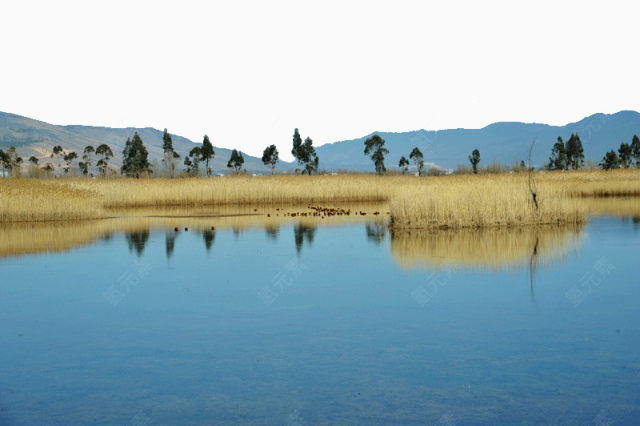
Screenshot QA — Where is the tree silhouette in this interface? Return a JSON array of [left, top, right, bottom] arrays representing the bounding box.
[[121, 133, 151, 178], [548, 137, 568, 170], [162, 129, 180, 177], [227, 149, 245, 173], [398, 156, 409, 174], [468, 149, 481, 174], [600, 150, 620, 170], [262, 144, 279, 174], [364, 134, 388, 175], [618, 142, 633, 168], [96, 144, 113, 176], [201, 135, 215, 176], [409, 147, 424, 176]]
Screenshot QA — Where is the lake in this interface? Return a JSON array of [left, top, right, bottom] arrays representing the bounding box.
[[1, 203, 639, 425]]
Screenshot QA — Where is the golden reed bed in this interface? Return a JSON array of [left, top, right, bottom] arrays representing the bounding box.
[[0, 170, 638, 227]]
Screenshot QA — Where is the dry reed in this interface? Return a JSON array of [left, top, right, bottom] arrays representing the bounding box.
[[1, 169, 639, 227]]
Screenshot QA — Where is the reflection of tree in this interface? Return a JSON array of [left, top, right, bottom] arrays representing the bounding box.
[[294, 224, 316, 254], [165, 232, 177, 259], [101, 232, 113, 242], [366, 222, 387, 244], [203, 230, 215, 252], [232, 227, 241, 238], [265, 226, 279, 241], [529, 236, 539, 303], [125, 229, 150, 257], [633, 216, 640, 229]]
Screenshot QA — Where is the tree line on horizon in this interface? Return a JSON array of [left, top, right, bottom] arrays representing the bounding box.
[[1, 129, 639, 177]]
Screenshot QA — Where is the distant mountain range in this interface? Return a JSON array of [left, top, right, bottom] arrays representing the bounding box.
[[1, 110, 639, 173], [0, 112, 272, 173], [316, 110, 640, 170]]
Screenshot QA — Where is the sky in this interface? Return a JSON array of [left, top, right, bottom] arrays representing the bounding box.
[[1, 0, 639, 160]]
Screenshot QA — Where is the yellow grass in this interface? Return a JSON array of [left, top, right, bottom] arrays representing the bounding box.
[[389, 175, 586, 229], [0, 169, 638, 227]]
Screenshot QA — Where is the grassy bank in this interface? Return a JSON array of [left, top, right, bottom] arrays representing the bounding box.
[[1, 170, 638, 226]]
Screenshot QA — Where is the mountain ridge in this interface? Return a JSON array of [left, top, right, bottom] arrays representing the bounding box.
[[2, 110, 639, 173]]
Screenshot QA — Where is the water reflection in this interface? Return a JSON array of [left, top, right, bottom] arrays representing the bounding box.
[[365, 222, 387, 245], [165, 232, 177, 259], [390, 225, 584, 271], [202, 230, 215, 252], [265, 225, 279, 241], [294, 224, 316, 254], [125, 230, 150, 257]]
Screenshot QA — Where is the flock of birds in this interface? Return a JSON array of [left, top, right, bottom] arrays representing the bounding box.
[[172, 205, 388, 232]]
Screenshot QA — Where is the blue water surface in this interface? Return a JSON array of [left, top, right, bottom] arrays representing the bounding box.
[[1, 218, 639, 425]]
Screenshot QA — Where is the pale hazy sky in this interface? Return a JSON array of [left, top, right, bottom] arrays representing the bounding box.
[[1, 0, 639, 160]]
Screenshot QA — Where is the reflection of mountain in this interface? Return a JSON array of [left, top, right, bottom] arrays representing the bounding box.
[[391, 225, 584, 271], [294, 224, 316, 254], [125, 230, 150, 257]]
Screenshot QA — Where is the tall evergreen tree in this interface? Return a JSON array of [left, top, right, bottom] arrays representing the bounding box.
[[227, 149, 245, 173], [630, 134, 640, 167], [121, 132, 151, 178], [618, 142, 633, 168], [0, 149, 7, 175], [162, 129, 180, 177], [468, 149, 481, 174], [600, 150, 620, 170], [96, 144, 113, 176], [548, 137, 568, 170], [201, 135, 215, 176], [291, 128, 304, 174], [63, 152, 78, 174], [409, 147, 424, 176], [364, 134, 389, 175], [261, 144, 279, 174], [302, 137, 319, 175], [565, 133, 584, 170], [51, 145, 66, 172], [185, 146, 203, 175], [398, 156, 409, 174], [4, 147, 22, 176], [80, 145, 95, 176]]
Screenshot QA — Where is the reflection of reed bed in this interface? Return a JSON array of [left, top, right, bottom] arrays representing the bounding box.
[[390, 178, 585, 229], [578, 197, 640, 217], [390, 225, 584, 270], [0, 220, 112, 258], [0, 204, 387, 258]]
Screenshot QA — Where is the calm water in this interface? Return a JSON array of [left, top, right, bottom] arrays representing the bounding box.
[[1, 215, 639, 424]]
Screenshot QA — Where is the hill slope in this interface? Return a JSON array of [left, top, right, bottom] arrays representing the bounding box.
[[0, 112, 273, 173], [316, 111, 640, 171], [2, 110, 639, 173]]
